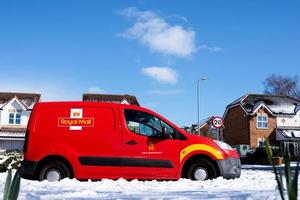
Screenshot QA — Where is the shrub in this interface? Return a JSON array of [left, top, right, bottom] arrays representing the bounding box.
[[242, 146, 282, 165], [0, 152, 23, 172]]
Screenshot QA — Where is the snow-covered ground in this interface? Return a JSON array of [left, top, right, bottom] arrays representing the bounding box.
[[0, 169, 289, 200]]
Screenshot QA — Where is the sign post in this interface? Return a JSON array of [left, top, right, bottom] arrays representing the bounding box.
[[211, 116, 224, 140]]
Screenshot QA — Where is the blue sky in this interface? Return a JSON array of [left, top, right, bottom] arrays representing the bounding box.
[[0, 1, 299, 126]]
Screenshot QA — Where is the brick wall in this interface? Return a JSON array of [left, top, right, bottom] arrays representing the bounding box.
[[249, 108, 276, 148], [223, 105, 250, 146]]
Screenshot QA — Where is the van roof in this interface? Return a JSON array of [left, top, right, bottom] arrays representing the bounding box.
[[35, 101, 140, 108]]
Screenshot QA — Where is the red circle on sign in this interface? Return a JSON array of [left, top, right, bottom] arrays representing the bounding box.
[[212, 116, 223, 128]]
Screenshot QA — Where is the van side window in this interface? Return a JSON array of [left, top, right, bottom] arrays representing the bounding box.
[[124, 109, 186, 140], [125, 110, 161, 137]]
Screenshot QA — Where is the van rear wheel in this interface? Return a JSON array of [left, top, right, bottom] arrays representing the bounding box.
[[38, 160, 71, 181], [187, 158, 217, 181]]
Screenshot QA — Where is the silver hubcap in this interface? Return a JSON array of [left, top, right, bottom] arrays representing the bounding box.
[[46, 169, 61, 182], [194, 168, 208, 181]]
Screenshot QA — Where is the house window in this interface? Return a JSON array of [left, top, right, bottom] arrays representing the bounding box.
[[15, 113, 21, 124], [9, 113, 15, 124], [257, 113, 268, 129], [8, 112, 21, 125]]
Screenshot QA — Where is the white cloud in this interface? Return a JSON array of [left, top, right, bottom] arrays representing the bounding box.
[[87, 87, 106, 94], [120, 7, 196, 57], [198, 45, 223, 53], [147, 89, 181, 95], [142, 66, 178, 84], [168, 14, 188, 23]]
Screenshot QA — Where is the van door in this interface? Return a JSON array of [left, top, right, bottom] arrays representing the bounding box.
[[121, 109, 182, 179], [77, 106, 124, 179]]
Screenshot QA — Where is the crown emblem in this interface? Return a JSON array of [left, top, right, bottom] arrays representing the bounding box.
[[73, 112, 80, 117]]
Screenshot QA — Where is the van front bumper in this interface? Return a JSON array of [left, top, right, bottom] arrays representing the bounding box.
[[19, 160, 38, 180], [217, 157, 241, 179]]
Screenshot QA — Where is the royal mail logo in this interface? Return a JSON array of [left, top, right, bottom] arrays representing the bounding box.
[[58, 118, 94, 127], [58, 108, 94, 130]]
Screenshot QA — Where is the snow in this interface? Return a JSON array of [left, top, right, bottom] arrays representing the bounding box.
[[283, 130, 300, 137], [277, 129, 300, 138], [0, 155, 8, 165], [0, 169, 291, 200], [268, 103, 296, 114]]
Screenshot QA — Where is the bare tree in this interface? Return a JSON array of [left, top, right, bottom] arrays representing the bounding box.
[[263, 74, 300, 99]]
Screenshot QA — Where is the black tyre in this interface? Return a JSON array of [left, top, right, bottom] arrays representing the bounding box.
[[38, 160, 71, 181], [187, 158, 218, 181]]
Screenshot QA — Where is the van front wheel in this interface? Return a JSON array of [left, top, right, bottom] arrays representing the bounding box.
[[38, 160, 71, 181], [187, 158, 217, 181]]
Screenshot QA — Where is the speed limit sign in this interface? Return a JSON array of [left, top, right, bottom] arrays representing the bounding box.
[[212, 116, 223, 128]]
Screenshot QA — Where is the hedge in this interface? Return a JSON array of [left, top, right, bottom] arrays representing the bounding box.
[[0, 152, 23, 172]]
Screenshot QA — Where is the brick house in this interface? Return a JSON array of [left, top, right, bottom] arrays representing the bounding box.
[[0, 92, 40, 152], [83, 93, 140, 106], [223, 94, 300, 155], [182, 117, 224, 140]]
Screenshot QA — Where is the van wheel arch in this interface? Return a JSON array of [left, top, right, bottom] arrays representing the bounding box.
[[36, 155, 74, 180], [181, 154, 220, 180]]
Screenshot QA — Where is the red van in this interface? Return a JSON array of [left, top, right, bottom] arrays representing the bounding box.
[[20, 102, 240, 181]]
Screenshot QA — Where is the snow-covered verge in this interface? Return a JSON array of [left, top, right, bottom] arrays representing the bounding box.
[[0, 169, 288, 200]]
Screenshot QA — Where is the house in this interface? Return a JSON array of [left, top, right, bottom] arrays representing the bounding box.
[[83, 94, 140, 106], [223, 94, 300, 156], [182, 117, 223, 140], [0, 92, 40, 152]]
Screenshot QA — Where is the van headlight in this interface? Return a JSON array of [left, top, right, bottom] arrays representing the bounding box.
[[213, 140, 233, 150]]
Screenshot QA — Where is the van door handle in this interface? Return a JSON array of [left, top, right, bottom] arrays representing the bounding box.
[[126, 140, 137, 145]]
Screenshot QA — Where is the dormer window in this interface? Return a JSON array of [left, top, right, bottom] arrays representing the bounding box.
[[257, 113, 268, 129], [8, 112, 21, 125]]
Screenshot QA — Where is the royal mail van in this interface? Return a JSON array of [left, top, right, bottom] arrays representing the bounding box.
[[20, 102, 241, 181]]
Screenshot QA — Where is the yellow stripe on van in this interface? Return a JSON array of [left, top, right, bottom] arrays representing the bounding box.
[[180, 144, 224, 162]]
